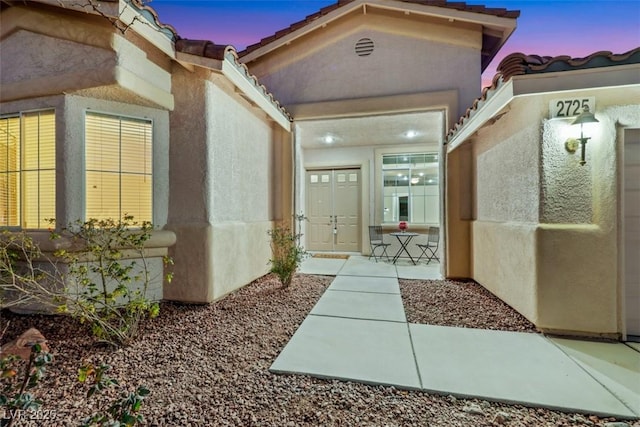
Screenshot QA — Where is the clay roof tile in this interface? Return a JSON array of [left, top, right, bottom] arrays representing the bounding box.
[[446, 47, 640, 142]]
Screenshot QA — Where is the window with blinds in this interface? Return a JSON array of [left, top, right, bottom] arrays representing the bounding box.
[[0, 110, 56, 229], [85, 112, 152, 222]]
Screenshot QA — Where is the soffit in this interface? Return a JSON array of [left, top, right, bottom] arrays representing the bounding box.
[[297, 110, 444, 149]]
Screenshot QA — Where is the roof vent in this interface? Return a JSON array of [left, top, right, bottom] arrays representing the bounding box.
[[355, 38, 374, 57]]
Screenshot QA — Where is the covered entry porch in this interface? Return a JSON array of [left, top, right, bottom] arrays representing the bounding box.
[[291, 93, 452, 267]]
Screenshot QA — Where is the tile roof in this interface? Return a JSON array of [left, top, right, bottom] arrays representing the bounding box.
[[175, 39, 292, 121], [175, 39, 228, 61], [446, 47, 640, 142], [127, 0, 178, 41], [239, 0, 520, 57]]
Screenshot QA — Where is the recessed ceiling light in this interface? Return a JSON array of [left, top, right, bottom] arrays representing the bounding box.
[[405, 130, 418, 138], [323, 135, 335, 143]]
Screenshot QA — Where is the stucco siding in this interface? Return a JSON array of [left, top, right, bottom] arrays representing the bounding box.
[[474, 102, 541, 223], [472, 221, 538, 323], [207, 82, 273, 223], [256, 29, 480, 117], [464, 103, 542, 323], [541, 119, 592, 223], [166, 69, 286, 303], [536, 224, 617, 335], [168, 68, 211, 224], [0, 29, 116, 101], [456, 83, 640, 336], [2, 29, 113, 86], [0, 12, 173, 109], [210, 221, 272, 300]]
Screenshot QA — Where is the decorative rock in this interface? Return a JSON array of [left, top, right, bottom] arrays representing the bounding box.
[[462, 404, 484, 415], [493, 411, 512, 424], [0, 327, 49, 360]]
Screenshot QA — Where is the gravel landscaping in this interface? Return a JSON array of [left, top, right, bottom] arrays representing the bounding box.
[[1, 273, 635, 426], [399, 279, 537, 332]]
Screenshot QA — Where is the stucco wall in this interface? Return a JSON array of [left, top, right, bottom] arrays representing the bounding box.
[[1, 29, 114, 89], [207, 83, 274, 222], [252, 26, 480, 118], [472, 221, 539, 322], [469, 98, 543, 322], [167, 68, 289, 303], [459, 84, 640, 336]]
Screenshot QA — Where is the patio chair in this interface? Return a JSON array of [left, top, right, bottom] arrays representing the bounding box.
[[416, 226, 440, 264], [368, 225, 390, 262]]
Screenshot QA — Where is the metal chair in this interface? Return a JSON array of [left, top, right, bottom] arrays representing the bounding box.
[[368, 225, 390, 262], [416, 227, 440, 264]]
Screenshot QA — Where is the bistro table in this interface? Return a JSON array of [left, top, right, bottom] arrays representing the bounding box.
[[389, 232, 419, 264]]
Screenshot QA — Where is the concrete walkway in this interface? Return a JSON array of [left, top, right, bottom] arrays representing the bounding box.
[[270, 256, 640, 419]]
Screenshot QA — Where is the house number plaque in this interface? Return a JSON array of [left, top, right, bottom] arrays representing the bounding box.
[[549, 97, 595, 119]]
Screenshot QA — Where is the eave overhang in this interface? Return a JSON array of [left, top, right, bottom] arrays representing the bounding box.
[[175, 41, 292, 131], [446, 48, 640, 152]]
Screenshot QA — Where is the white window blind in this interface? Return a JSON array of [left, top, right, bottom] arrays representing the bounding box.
[[0, 110, 56, 229], [85, 112, 152, 222]]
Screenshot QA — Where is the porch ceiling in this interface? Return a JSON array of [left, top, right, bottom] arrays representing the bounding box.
[[297, 110, 444, 149]]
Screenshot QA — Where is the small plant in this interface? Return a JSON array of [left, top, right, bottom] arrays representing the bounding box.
[[52, 215, 172, 347], [268, 214, 307, 288], [78, 363, 149, 427], [0, 230, 60, 311], [0, 344, 53, 427]]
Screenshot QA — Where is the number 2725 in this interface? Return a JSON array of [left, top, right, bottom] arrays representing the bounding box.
[[555, 99, 590, 117]]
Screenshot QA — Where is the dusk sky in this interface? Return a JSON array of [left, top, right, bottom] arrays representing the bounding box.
[[149, 0, 640, 88]]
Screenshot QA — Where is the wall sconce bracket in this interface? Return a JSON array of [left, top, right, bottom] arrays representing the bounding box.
[[565, 138, 579, 154]]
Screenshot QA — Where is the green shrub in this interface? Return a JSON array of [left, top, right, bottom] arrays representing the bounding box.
[[0, 343, 53, 427], [268, 214, 307, 288], [53, 215, 172, 347], [0, 230, 60, 311], [78, 363, 149, 427]]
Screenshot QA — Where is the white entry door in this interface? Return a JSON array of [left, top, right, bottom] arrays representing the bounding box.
[[624, 129, 640, 337], [306, 169, 360, 252]]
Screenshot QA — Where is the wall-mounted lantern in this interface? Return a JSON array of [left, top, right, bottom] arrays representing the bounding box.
[[565, 106, 599, 166]]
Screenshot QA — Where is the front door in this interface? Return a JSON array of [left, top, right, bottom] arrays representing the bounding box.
[[624, 129, 640, 338], [306, 169, 360, 252]]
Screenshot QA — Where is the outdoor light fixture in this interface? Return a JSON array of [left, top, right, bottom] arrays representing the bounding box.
[[565, 106, 599, 166], [323, 135, 335, 144]]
